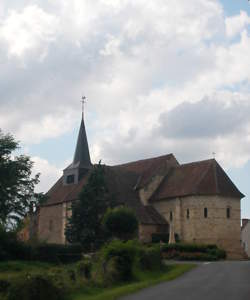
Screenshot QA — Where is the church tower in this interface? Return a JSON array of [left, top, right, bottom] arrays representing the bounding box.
[[63, 111, 92, 185]]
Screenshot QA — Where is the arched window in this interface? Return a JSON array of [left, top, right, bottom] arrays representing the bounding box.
[[187, 209, 190, 219], [204, 207, 208, 218], [170, 211, 173, 222], [227, 207, 231, 219]]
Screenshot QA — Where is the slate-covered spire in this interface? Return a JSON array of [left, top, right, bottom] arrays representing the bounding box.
[[73, 116, 92, 169]]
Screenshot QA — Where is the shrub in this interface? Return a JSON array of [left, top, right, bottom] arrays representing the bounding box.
[[7, 275, 65, 300], [161, 243, 226, 261], [32, 243, 82, 263], [0, 279, 10, 294], [101, 240, 137, 282], [138, 245, 162, 270], [76, 260, 92, 280], [103, 207, 138, 241]]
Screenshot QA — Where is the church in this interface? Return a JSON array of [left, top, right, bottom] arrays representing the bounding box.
[[37, 114, 245, 258]]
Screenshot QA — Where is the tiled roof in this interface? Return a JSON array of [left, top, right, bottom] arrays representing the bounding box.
[[151, 159, 245, 201]]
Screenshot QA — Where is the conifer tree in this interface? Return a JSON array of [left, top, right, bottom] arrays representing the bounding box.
[[65, 163, 115, 251]]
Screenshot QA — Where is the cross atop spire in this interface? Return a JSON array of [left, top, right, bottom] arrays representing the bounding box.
[[81, 96, 86, 118]]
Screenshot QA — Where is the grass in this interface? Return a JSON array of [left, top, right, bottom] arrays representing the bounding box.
[[71, 264, 195, 300]]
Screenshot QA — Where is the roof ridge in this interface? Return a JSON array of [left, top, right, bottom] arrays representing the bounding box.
[[114, 153, 175, 167], [179, 158, 215, 167]]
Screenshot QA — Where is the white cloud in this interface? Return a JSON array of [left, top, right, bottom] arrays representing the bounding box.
[[32, 156, 62, 192], [225, 10, 250, 38], [0, 5, 59, 58], [0, 0, 250, 179]]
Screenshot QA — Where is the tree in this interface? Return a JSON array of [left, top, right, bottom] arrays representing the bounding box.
[[0, 129, 40, 229], [65, 162, 116, 251], [103, 207, 138, 240]]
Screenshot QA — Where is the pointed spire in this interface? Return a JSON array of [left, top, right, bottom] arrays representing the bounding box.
[[73, 115, 92, 169]]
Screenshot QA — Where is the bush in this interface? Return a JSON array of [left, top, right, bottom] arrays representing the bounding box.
[[138, 245, 162, 270], [101, 240, 138, 282], [76, 260, 92, 280], [103, 207, 138, 241], [161, 243, 226, 261], [7, 275, 65, 300], [32, 243, 82, 263]]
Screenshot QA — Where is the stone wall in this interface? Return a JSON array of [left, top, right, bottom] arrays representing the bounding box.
[[153, 195, 242, 258], [139, 224, 158, 243], [38, 204, 65, 244]]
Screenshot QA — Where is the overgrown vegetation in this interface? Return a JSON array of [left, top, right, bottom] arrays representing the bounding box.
[[0, 240, 196, 300]]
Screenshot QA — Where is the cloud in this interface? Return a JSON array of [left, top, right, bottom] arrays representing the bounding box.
[[0, 0, 250, 187], [31, 156, 62, 192], [225, 11, 250, 39], [157, 96, 250, 139]]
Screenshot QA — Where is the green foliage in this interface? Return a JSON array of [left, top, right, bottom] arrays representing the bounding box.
[[0, 227, 82, 263], [32, 243, 83, 264], [76, 260, 92, 280], [101, 240, 138, 282], [0, 129, 42, 230], [103, 207, 138, 240], [161, 243, 226, 261], [7, 275, 65, 300], [138, 245, 162, 270], [65, 162, 116, 251]]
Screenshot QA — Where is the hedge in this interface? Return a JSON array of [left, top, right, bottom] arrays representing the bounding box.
[[161, 243, 226, 261]]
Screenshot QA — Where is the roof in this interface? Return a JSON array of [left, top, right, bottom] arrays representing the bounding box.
[[151, 159, 245, 201], [43, 155, 244, 225], [65, 117, 92, 170], [116, 154, 179, 188]]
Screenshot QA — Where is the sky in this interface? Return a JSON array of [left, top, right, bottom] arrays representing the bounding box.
[[0, 0, 250, 217]]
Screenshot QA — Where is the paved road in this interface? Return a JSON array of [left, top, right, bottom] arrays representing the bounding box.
[[121, 261, 250, 300]]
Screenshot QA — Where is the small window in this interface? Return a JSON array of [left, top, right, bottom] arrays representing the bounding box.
[[204, 207, 208, 218], [187, 209, 190, 219], [170, 211, 173, 222], [67, 174, 75, 184], [49, 220, 53, 232], [227, 207, 230, 219]]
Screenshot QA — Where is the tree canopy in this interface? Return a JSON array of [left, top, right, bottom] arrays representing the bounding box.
[[103, 207, 138, 240], [65, 163, 116, 251], [0, 129, 40, 229]]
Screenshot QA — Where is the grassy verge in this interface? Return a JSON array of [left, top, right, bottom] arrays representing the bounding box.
[[71, 264, 195, 300]]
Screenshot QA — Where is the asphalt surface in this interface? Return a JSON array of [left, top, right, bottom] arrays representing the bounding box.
[[121, 261, 250, 300]]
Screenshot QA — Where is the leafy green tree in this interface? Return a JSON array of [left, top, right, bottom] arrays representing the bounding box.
[[65, 163, 116, 251], [103, 207, 138, 240], [0, 129, 40, 229]]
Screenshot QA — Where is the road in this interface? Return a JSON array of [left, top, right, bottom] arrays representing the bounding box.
[[121, 261, 250, 300]]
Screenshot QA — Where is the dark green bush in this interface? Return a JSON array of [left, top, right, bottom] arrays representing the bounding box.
[[7, 275, 65, 300], [0, 279, 10, 294], [76, 260, 92, 280], [101, 240, 138, 281], [138, 245, 162, 270], [32, 243, 82, 263], [103, 207, 138, 241]]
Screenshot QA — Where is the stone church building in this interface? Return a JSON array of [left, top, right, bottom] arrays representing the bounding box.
[[37, 116, 245, 258]]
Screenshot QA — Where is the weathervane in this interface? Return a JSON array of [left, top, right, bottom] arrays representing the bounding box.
[[81, 96, 86, 118]]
